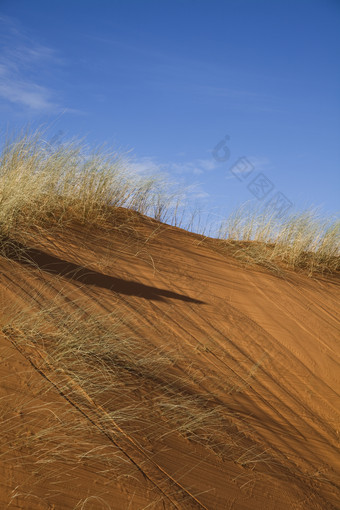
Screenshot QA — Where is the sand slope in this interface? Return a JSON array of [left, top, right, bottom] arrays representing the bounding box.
[[0, 213, 339, 509]]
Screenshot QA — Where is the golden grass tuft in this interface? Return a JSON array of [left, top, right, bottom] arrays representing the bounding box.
[[218, 205, 339, 275], [1, 292, 273, 473], [0, 129, 181, 240], [3, 128, 333, 502], [1, 128, 338, 275]]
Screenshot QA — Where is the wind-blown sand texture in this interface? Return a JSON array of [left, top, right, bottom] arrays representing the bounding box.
[[1, 211, 339, 509]]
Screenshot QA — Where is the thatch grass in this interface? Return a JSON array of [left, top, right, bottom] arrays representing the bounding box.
[[1, 129, 338, 275], [2, 128, 333, 503], [218, 205, 339, 275], [0, 129, 182, 239], [1, 293, 272, 472]]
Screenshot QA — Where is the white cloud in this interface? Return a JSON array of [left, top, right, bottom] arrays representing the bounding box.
[[0, 16, 64, 112], [129, 154, 221, 183], [196, 158, 219, 171], [129, 156, 214, 204], [166, 158, 219, 176], [191, 191, 210, 199], [128, 157, 165, 175], [0, 81, 57, 111]]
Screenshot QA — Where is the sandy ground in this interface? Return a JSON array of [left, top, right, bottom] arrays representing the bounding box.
[[0, 213, 339, 509]]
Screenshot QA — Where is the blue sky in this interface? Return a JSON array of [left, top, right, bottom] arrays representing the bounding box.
[[0, 0, 339, 229]]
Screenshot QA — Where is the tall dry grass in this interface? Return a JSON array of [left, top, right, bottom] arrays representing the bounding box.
[[2, 292, 272, 472], [218, 205, 340, 274], [1, 129, 338, 274], [1, 128, 337, 505], [0, 129, 183, 240]]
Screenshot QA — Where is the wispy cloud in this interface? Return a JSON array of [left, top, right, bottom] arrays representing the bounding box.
[[129, 155, 215, 206], [0, 16, 64, 112], [129, 154, 219, 178], [128, 156, 166, 175], [168, 158, 220, 176], [0, 80, 58, 111]]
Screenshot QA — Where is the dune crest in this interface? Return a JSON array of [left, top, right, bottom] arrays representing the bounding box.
[[1, 214, 339, 509]]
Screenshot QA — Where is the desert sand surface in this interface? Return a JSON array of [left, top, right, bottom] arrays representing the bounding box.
[[1, 211, 339, 509]]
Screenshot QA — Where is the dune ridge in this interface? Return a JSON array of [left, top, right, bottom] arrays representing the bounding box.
[[0, 132, 339, 508], [1, 212, 339, 509]]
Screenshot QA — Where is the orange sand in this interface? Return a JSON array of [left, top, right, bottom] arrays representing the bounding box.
[[0, 213, 339, 509]]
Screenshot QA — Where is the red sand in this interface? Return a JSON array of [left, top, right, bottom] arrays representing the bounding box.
[[1, 214, 339, 509]]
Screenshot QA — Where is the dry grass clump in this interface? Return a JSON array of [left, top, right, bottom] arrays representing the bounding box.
[[0, 129, 181, 241], [218, 205, 340, 275], [0, 384, 135, 506], [2, 294, 273, 470], [1, 128, 338, 275], [2, 299, 174, 423], [2, 298, 224, 443]]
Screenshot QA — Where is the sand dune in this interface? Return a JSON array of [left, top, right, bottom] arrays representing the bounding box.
[[0, 212, 339, 509]]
